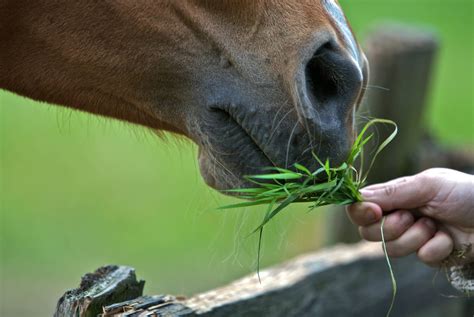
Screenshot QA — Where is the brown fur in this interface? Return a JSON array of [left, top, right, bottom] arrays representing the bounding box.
[[1, 0, 366, 189]]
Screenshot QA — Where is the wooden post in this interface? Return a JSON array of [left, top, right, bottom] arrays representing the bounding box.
[[325, 24, 440, 245]]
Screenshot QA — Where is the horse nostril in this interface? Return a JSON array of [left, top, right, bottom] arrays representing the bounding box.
[[305, 42, 338, 104], [304, 41, 362, 112]]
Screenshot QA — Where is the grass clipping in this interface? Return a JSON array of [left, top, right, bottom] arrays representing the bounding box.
[[220, 118, 398, 316]]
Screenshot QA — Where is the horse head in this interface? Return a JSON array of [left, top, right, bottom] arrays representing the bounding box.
[[1, 0, 367, 190]]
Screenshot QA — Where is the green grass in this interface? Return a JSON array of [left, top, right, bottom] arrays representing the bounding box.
[[221, 119, 397, 214], [1, 1, 473, 316]]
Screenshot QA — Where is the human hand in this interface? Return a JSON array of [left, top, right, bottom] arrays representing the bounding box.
[[346, 168, 474, 266]]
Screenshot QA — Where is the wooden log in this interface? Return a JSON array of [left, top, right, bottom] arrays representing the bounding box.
[[57, 243, 470, 316], [325, 24, 440, 245], [54, 265, 145, 317]]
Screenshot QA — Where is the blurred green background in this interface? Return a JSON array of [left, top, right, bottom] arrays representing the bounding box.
[[1, 1, 473, 315]]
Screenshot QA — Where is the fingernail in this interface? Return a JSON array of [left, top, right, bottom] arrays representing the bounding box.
[[366, 210, 376, 221], [360, 189, 374, 199]]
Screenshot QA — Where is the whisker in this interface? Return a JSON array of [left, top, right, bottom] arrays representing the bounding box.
[[284, 121, 299, 168], [266, 108, 294, 144], [362, 84, 390, 91], [270, 103, 286, 135], [292, 82, 321, 151], [208, 150, 240, 186]]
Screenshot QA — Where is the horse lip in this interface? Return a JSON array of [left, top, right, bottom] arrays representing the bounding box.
[[209, 105, 278, 169]]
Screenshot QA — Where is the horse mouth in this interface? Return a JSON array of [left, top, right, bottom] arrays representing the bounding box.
[[196, 103, 353, 191], [197, 107, 277, 190]]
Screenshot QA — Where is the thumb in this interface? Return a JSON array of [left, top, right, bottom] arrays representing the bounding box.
[[360, 174, 436, 212]]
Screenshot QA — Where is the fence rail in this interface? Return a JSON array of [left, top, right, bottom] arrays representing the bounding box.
[[55, 242, 472, 317]]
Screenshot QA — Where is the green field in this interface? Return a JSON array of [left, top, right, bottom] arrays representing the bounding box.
[[1, 1, 473, 316]]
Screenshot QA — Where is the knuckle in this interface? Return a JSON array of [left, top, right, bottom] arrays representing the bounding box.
[[382, 177, 410, 197], [415, 171, 439, 191], [390, 225, 406, 239], [386, 243, 405, 257], [386, 212, 412, 239], [416, 171, 432, 184], [418, 220, 436, 240], [385, 226, 399, 240], [359, 226, 377, 242], [383, 184, 398, 197]]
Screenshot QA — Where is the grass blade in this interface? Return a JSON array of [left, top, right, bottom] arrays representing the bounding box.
[[253, 194, 299, 233], [224, 188, 267, 194], [362, 120, 398, 183], [256, 199, 275, 283], [249, 173, 303, 180], [299, 179, 338, 194], [218, 199, 272, 209], [294, 163, 312, 175], [381, 216, 397, 317]]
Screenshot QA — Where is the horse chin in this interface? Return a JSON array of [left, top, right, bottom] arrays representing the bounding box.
[[198, 150, 238, 191]]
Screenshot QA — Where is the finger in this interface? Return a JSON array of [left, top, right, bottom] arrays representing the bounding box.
[[362, 176, 412, 191], [417, 231, 454, 266], [346, 202, 382, 226], [360, 174, 436, 211], [385, 217, 437, 257], [359, 210, 414, 241]]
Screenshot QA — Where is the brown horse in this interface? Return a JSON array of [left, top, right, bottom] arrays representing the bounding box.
[[1, 0, 367, 190]]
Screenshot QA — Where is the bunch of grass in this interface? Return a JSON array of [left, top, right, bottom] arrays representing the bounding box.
[[220, 118, 398, 316], [220, 118, 397, 232]]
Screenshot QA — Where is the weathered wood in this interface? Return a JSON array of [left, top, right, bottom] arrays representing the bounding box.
[[326, 24, 441, 245], [57, 243, 471, 316], [101, 295, 194, 316], [55, 265, 145, 317]]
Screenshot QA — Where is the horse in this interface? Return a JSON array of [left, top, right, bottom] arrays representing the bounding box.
[[0, 0, 367, 190]]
